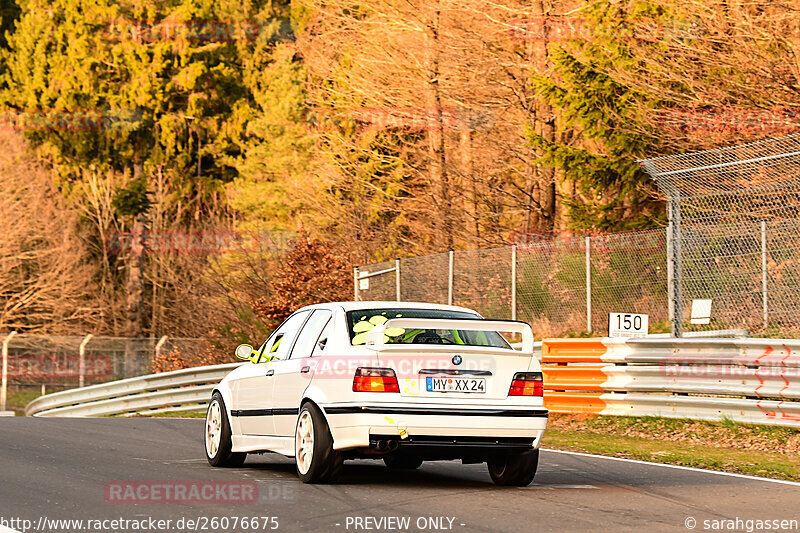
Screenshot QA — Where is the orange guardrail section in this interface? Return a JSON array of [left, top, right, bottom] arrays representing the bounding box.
[[543, 392, 606, 414], [541, 338, 610, 413], [541, 338, 608, 363], [542, 366, 608, 391]]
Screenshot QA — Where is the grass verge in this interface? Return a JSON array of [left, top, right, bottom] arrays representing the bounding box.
[[542, 414, 800, 482], [4, 387, 44, 415]]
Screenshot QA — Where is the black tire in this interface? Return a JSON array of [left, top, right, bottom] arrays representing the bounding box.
[[383, 454, 423, 470], [487, 448, 539, 486], [205, 392, 246, 468], [295, 402, 343, 483]]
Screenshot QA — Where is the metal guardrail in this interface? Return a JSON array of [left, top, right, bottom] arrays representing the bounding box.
[[542, 337, 800, 427], [24, 346, 544, 417], [25, 337, 800, 427], [646, 328, 749, 338], [25, 363, 242, 417]]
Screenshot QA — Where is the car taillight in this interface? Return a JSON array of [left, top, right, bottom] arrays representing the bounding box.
[[353, 367, 400, 393], [509, 372, 543, 396]]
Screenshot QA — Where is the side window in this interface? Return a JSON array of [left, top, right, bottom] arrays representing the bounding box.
[[263, 311, 311, 361], [311, 318, 333, 356], [291, 310, 332, 358]]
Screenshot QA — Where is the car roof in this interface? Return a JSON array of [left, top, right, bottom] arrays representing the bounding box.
[[296, 301, 481, 315]]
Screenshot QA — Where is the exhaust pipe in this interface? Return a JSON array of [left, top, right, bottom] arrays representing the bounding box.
[[387, 440, 399, 451], [376, 440, 388, 451]]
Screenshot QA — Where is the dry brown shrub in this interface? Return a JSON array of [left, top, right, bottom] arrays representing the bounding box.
[[0, 130, 100, 332], [252, 234, 353, 330], [151, 342, 234, 373]]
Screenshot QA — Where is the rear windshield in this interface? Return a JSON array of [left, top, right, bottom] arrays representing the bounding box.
[[346, 308, 511, 349]]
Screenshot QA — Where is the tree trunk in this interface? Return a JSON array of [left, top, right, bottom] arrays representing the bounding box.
[[124, 213, 145, 338], [428, 0, 454, 250], [460, 130, 480, 243], [124, 161, 147, 377], [531, 0, 557, 231]]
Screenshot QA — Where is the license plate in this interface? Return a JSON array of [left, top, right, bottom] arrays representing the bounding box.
[[425, 376, 485, 393]]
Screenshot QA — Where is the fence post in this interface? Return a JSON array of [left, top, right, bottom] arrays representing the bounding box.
[[511, 245, 517, 321], [761, 221, 768, 330], [395, 259, 401, 302], [668, 195, 684, 337], [447, 250, 454, 306], [667, 222, 674, 326], [155, 335, 168, 361], [1, 331, 17, 412], [586, 236, 592, 333], [78, 334, 93, 388], [353, 266, 360, 301]]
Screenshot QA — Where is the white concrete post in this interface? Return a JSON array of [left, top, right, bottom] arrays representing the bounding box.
[[78, 334, 93, 388], [1, 331, 18, 412], [447, 250, 454, 306], [511, 245, 517, 321], [761, 221, 768, 330], [586, 236, 592, 333], [353, 267, 360, 301], [155, 335, 169, 360], [395, 259, 401, 301]]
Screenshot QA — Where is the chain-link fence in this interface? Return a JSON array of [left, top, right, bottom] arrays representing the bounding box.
[[359, 135, 800, 339], [641, 133, 800, 337], [1, 334, 203, 387], [0, 333, 209, 413], [356, 229, 669, 338]]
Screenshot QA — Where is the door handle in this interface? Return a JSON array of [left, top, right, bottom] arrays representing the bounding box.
[[300, 366, 310, 374], [265, 369, 274, 377]]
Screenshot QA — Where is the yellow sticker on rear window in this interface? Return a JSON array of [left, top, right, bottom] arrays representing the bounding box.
[[352, 315, 406, 345]]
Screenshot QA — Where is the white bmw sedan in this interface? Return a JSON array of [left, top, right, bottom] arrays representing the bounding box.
[[204, 302, 547, 485]]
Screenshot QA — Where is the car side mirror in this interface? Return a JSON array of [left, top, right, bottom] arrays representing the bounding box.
[[235, 344, 255, 361], [317, 338, 327, 351]]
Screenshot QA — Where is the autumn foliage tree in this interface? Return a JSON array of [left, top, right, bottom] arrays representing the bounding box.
[[252, 235, 354, 330], [3, 0, 799, 341]]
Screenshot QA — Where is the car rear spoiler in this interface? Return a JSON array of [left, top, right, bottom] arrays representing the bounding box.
[[365, 318, 535, 353]]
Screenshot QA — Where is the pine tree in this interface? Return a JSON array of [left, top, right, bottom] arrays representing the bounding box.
[[1, 0, 281, 335], [530, 2, 666, 230]]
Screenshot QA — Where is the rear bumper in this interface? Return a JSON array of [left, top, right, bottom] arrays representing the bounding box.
[[321, 403, 548, 451]]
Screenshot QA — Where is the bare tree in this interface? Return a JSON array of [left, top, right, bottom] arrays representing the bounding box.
[[0, 130, 100, 333]]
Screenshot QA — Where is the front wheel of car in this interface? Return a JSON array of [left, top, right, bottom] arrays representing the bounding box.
[[487, 448, 539, 486], [205, 392, 246, 468], [295, 403, 343, 483]]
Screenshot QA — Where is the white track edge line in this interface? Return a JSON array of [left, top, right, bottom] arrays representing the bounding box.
[[542, 448, 800, 487]]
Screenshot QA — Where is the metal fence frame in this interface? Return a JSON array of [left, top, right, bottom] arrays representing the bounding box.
[[641, 133, 800, 337]]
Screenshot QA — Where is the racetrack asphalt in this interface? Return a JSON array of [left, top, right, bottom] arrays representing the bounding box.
[[1, 418, 798, 533]]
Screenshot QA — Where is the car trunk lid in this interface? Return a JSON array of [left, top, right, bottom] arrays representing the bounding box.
[[366, 318, 536, 402]]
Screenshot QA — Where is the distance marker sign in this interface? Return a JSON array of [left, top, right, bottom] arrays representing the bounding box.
[[608, 313, 649, 338]]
